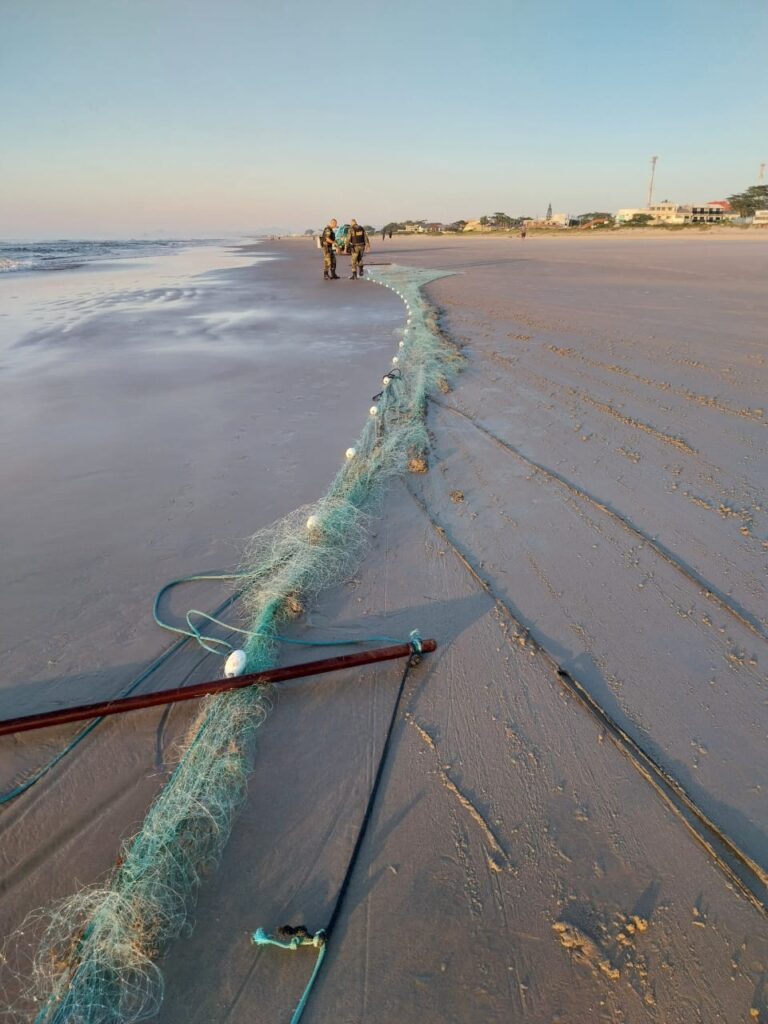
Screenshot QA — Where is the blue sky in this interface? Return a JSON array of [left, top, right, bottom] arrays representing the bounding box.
[[2, 0, 765, 237]]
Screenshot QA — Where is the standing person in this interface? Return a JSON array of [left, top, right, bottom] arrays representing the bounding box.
[[347, 219, 369, 279], [520, 222, 528, 239], [321, 219, 340, 280], [381, 226, 386, 241]]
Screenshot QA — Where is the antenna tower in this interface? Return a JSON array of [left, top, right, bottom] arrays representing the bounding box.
[[759, 162, 766, 185], [647, 155, 658, 208]]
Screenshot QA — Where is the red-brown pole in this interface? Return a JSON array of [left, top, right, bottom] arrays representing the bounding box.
[[0, 639, 437, 737]]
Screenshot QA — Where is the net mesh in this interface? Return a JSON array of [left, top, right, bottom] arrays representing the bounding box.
[[4, 264, 460, 1024]]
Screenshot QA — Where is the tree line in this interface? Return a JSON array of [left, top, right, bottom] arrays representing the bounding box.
[[726, 185, 768, 217]]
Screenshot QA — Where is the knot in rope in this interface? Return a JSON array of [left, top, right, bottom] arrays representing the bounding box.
[[409, 629, 423, 657], [252, 925, 326, 951], [251, 925, 328, 1024]]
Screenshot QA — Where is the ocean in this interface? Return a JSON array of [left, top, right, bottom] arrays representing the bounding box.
[[0, 238, 218, 274]]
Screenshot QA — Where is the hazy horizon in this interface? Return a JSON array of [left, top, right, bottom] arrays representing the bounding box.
[[2, 0, 765, 238]]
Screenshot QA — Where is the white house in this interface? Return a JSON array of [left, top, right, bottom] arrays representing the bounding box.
[[615, 202, 691, 225]]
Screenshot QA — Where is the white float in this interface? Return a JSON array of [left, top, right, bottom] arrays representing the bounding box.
[[224, 649, 247, 678]]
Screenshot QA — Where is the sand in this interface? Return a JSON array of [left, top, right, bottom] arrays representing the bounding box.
[[1, 234, 767, 1022]]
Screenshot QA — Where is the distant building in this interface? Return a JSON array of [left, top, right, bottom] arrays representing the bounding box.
[[525, 212, 570, 229], [425, 223, 443, 233], [615, 208, 645, 224], [691, 200, 732, 223], [616, 202, 691, 225], [754, 210, 768, 225]]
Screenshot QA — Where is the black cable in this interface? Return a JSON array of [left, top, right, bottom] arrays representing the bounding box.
[[266, 645, 423, 1020], [325, 650, 418, 939]]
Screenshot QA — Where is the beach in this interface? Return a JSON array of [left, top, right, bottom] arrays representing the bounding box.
[[1, 234, 767, 1022]]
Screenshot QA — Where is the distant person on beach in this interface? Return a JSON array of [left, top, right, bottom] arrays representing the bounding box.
[[321, 219, 339, 280], [388, 228, 393, 239], [520, 223, 527, 239], [381, 227, 386, 241], [348, 219, 370, 279]]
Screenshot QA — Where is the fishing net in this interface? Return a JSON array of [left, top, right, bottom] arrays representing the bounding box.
[[4, 265, 460, 1024]]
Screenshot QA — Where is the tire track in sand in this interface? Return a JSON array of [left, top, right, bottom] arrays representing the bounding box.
[[434, 398, 768, 643]]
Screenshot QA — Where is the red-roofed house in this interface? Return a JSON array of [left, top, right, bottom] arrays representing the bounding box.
[[691, 200, 732, 223]]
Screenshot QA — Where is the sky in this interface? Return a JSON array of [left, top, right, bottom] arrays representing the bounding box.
[[1, 0, 766, 238]]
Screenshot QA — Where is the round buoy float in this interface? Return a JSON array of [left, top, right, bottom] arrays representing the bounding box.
[[224, 649, 247, 678]]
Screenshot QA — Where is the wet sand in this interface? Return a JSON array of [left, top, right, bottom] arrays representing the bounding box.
[[0, 244, 403, 709], [2, 235, 767, 1022]]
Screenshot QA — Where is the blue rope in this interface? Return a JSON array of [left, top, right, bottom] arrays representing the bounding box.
[[154, 572, 407, 654], [0, 576, 244, 806], [185, 609, 404, 651], [0, 630, 213, 806], [409, 629, 423, 655], [152, 571, 251, 649], [251, 929, 327, 1024]]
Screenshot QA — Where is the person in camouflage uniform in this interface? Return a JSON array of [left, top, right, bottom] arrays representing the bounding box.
[[321, 219, 339, 280], [347, 219, 369, 279]]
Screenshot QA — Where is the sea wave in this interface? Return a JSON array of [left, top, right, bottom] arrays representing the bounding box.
[[0, 257, 28, 272], [0, 239, 218, 274]]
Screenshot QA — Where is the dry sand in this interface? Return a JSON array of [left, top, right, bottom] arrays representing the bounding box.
[[1, 234, 767, 1022]]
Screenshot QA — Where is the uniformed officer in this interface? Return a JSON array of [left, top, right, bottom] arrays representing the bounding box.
[[320, 219, 339, 280], [347, 219, 369, 279]]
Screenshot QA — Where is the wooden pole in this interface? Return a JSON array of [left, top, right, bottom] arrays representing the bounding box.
[[0, 639, 437, 737]]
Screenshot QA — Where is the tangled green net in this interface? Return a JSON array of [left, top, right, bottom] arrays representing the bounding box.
[[6, 265, 459, 1024]]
